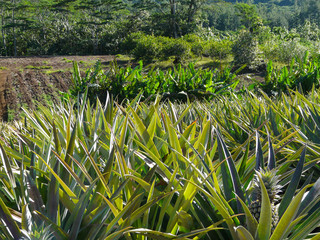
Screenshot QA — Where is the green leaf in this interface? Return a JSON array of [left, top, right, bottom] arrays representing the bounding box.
[[298, 177, 320, 216], [255, 131, 264, 171], [35, 210, 69, 240], [279, 147, 305, 217], [125, 228, 176, 240], [35, 152, 77, 200], [0, 197, 22, 239], [216, 129, 245, 213], [0, 143, 16, 188], [178, 210, 193, 232], [26, 173, 45, 219], [267, 133, 276, 170], [47, 160, 60, 224], [235, 226, 254, 240], [53, 120, 62, 155], [68, 185, 93, 239], [310, 233, 320, 240], [256, 173, 272, 240], [270, 185, 310, 240], [21, 204, 32, 233], [236, 195, 258, 236]]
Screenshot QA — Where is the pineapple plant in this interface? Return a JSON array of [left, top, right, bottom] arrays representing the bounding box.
[[249, 169, 281, 233]]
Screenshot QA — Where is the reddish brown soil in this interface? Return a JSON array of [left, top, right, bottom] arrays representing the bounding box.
[[0, 55, 116, 121]]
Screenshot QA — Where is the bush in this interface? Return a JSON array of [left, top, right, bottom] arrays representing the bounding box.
[[183, 34, 204, 57], [263, 39, 308, 63], [232, 30, 264, 70], [204, 39, 232, 60], [120, 31, 146, 54], [162, 38, 191, 62], [132, 35, 163, 62]]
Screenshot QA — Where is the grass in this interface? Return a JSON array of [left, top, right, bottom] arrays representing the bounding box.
[[25, 65, 53, 70], [44, 69, 67, 74], [62, 57, 73, 63]]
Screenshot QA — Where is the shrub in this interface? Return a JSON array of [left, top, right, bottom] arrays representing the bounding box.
[[132, 35, 163, 62], [120, 31, 146, 53], [183, 34, 204, 57], [162, 38, 191, 62], [204, 39, 232, 60], [263, 39, 308, 63], [232, 30, 264, 70]]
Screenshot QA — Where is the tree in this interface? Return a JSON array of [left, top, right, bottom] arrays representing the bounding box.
[[75, 0, 125, 54], [235, 3, 261, 31], [134, 0, 205, 37]]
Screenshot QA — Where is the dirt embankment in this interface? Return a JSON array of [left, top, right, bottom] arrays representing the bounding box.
[[0, 55, 116, 121]]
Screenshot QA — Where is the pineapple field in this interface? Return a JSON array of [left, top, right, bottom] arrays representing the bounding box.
[[1, 67, 320, 239], [2, 0, 320, 238]]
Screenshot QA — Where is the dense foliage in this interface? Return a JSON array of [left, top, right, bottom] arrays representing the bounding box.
[[1, 87, 320, 239], [0, 0, 320, 57], [66, 61, 240, 102], [1, 0, 320, 239], [65, 54, 320, 103]]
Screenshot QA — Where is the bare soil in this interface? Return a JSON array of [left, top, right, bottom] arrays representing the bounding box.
[[0, 55, 116, 121]]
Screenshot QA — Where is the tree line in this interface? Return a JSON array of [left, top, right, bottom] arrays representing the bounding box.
[[0, 0, 319, 56]]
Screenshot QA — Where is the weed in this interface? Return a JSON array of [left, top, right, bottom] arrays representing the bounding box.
[[25, 65, 53, 70], [62, 57, 73, 63]]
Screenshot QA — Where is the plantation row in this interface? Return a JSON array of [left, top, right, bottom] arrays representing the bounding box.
[[68, 54, 320, 103], [0, 86, 320, 239]]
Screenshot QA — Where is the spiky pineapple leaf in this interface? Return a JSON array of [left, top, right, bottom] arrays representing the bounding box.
[[287, 210, 320, 240], [236, 195, 258, 236], [256, 173, 272, 240], [298, 177, 320, 216], [0, 197, 22, 239], [270, 185, 310, 240], [255, 131, 264, 171], [0, 143, 16, 188], [235, 226, 254, 240], [267, 133, 276, 170], [216, 128, 245, 213], [125, 228, 177, 240], [279, 147, 306, 217]]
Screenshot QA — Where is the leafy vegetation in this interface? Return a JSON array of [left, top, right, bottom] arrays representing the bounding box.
[[1, 0, 320, 238], [65, 53, 320, 103], [0, 0, 320, 57], [67, 61, 240, 102], [1, 86, 320, 239]]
